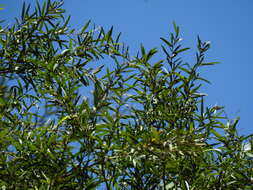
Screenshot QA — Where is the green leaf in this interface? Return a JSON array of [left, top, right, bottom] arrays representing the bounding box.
[[141, 44, 146, 56], [175, 47, 190, 54], [81, 20, 91, 34], [201, 62, 220, 66], [246, 152, 253, 158], [58, 115, 71, 126], [105, 26, 113, 42], [146, 48, 157, 61], [92, 65, 104, 75], [211, 129, 225, 141], [173, 21, 180, 37], [160, 37, 172, 47]]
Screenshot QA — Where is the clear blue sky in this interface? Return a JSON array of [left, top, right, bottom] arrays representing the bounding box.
[[2, 0, 253, 135]]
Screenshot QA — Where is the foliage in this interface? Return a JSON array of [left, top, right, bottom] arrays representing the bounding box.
[[0, 0, 252, 189]]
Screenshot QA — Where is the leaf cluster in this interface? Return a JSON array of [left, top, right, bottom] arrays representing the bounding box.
[[0, 1, 252, 189]]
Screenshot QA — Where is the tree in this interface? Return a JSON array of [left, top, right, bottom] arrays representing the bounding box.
[[0, 0, 252, 189]]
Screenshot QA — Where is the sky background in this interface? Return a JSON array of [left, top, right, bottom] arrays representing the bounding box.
[[1, 0, 252, 135]]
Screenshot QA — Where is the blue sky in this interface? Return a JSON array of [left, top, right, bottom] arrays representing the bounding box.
[[2, 0, 253, 135]]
